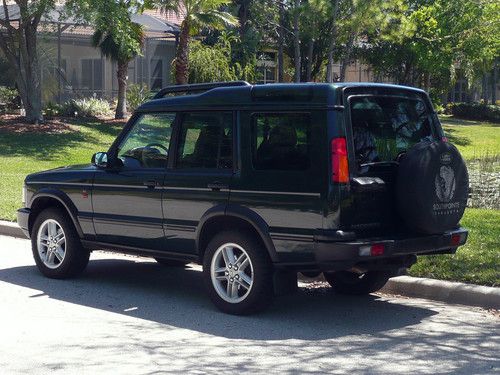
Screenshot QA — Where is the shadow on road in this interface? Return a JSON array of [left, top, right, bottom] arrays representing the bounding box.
[[0, 256, 439, 341]]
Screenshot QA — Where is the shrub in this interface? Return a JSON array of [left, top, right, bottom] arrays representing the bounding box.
[[43, 102, 64, 118], [445, 102, 500, 123], [127, 83, 152, 112], [62, 97, 112, 118], [0, 86, 19, 113]]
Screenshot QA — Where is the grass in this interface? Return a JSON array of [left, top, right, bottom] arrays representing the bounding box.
[[439, 115, 500, 160], [0, 118, 123, 221], [409, 208, 500, 286]]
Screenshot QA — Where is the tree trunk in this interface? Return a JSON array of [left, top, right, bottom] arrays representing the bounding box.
[[492, 60, 498, 104], [0, 8, 44, 124], [326, 0, 340, 83], [340, 34, 356, 82], [293, 0, 301, 83], [278, 0, 285, 82], [175, 20, 190, 85], [115, 60, 128, 119], [306, 39, 314, 82]]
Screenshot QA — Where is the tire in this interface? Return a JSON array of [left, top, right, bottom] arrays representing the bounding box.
[[323, 270, 391, 295], [203, 231, 274, 315], [396, 140, 469, 234], [31, 208, 90, 279], [154, 258, 189, 267]]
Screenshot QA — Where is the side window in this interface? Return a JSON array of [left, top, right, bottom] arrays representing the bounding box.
[[252, 113, 311, 170], [117, 113, 174, 169], [176, 112, 233, 169]]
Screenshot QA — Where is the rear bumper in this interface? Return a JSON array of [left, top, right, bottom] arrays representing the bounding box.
[[314, 227, 467, 266], [17, 208, 31, 238], [276, 227, 468, 270]]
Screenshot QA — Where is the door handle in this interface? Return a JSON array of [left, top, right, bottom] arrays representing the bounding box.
[[207, 182, 228, 191], [143, 180, 158, 188]]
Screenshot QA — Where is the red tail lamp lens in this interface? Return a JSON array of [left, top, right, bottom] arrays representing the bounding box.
[[331, 137, 349, 183], [451, 233, 463, 246], [371, 243, 385, 256]]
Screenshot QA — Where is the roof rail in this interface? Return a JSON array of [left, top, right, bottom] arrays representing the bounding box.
[[152, 81, 251, 99]]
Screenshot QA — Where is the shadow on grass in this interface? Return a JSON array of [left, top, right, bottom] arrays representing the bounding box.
[[0, 118, 123, 161], [443, 127, 471, 146]]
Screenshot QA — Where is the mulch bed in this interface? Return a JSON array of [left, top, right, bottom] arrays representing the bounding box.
[[0, 114, 128, 134]]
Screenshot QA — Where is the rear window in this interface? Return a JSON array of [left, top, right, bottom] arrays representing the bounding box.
[[349, 95, 437, 164]]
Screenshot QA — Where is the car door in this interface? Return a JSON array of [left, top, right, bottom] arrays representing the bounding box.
[[162, 111, 234, 255], [92, 112, 175, 250]]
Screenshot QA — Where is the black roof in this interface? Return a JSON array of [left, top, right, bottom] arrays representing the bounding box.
[[137, 82, 427, 112]]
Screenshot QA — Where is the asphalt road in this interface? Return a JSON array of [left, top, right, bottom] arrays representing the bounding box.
[[0, 235, 498, 374]]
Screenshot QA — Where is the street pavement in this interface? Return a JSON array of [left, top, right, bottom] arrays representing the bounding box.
[[0, 235, 498, 374]]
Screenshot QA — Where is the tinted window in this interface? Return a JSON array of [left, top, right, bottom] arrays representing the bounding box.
[[176, 112, 233, 169], [117, 113, 174, 169], [252, 113, 311, 170], [349, 96, 436, 164]]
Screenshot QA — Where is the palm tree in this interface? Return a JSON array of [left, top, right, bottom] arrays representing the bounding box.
[[92, 22, 144, 119], [157, 0, 238, 85]]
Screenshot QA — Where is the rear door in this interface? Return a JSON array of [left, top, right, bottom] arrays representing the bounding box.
[[341, 90, 440, 236], [229, 111, 325, 257]]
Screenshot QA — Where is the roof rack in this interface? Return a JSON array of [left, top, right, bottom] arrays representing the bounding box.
[[152, 81, 251, 99]]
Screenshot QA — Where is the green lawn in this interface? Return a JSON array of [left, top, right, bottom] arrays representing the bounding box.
[[439, 115, 500, 160], [409, 208, 500, 286], [0, 119, 122, 221]]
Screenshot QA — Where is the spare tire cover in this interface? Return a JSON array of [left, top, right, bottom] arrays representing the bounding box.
[[396, 141, 469, 234]]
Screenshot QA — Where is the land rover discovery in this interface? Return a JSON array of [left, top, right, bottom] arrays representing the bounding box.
[[18, 81, 469, 314]]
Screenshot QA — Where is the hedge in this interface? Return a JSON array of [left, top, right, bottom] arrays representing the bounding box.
[[445, 102, 500, 123]]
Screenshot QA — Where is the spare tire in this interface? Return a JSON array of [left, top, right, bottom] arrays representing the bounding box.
[[396, 141, 469, 234]]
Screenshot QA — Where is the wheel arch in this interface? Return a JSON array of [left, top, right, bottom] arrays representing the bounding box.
[[28, 189, 83, 238], [196, 205, 278, 263]]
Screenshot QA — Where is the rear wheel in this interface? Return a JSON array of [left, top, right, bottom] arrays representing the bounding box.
[[324, 270, 391, 295], [154, 258, 189, 267], [203, 231, 274, 315], [31, 208, 90, 279]]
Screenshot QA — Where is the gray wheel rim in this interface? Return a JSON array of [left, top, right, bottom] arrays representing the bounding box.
[[37, 219, 66, 269], [210, 243, 254, 304]]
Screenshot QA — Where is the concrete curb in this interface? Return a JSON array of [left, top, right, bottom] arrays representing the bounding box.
[[1, 220, 498, 310], [0, 220, 25, 239], [381, 276, 500, 310]]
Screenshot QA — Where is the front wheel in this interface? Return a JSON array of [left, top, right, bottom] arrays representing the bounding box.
[[31, 208, 90, 279], [203, 231, 274, 315], [323, 270, 391, 295]]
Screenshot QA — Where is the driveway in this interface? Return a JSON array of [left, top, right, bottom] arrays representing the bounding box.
[[0, 235, 498, 374]]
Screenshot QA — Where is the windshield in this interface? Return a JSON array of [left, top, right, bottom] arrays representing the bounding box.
[[349, 95, 437, 165]]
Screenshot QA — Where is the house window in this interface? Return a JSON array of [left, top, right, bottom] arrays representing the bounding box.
[[150, 59, 163, 91], [81, 59, 103, 91], [256, 52, 277, 84]]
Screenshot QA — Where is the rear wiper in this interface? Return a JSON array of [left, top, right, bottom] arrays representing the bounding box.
[[360, 161, 399, 167]]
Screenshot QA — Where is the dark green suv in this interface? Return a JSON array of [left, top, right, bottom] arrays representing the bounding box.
[[18, 81, 469, 314]]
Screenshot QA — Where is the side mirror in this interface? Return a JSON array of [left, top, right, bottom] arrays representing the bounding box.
[[91, 152, 108, 168]]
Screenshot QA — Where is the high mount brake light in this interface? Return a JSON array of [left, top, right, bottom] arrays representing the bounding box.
[[331, 137, 349, 183]]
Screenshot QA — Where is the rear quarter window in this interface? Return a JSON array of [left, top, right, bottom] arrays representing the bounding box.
[[252, 113, 311, 171]]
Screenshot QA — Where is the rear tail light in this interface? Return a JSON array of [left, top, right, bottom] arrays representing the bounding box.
[[359, 243, 385, 257], [331, 137, 349, 183], [451, 232, 467, 246]]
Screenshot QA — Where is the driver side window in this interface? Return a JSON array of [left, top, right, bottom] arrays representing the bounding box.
[[118, 113, 175, 169]]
